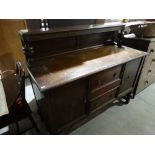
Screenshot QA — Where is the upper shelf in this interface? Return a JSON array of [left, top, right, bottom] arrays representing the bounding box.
[[19, 22, 126, 65], [19, 22, 125, 41]]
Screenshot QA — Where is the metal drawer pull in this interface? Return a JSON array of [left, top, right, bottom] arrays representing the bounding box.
[[152, 59, 155, 62], [150, 49, 154, 53], [148, 69, 152, 73], [145, 80, 149, 85]]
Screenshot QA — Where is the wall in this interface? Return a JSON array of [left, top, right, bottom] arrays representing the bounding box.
[[0, 19, 26, 70]]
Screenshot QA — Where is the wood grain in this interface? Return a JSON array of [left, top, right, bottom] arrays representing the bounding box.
[[27, 45, 147, 92]]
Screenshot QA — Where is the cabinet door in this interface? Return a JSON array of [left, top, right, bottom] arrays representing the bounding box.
[[51, 79, 87, 130], [119, 58, 141, 94]]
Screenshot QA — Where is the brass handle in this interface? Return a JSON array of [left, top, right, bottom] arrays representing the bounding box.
[[150, 49, 154, 53], [145, 80, 149, 85]]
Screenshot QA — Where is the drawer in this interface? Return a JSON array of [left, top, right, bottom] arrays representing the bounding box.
[[89, 65, 122, 90], [90, 88, 117, 112], [89, 79, 121, 101]]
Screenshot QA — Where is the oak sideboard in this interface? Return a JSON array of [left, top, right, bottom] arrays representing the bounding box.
[[19, 23, 146, 134]]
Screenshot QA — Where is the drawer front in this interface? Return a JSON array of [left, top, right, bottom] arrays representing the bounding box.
[[119, 58, 141, 94], [89, 79, 121, 101], [89, 65, 122, 90], [90, 89, 117, 112]]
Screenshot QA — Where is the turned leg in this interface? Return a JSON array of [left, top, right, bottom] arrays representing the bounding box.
[[119, 93, 131, 105], [125, 93, 131, 104]]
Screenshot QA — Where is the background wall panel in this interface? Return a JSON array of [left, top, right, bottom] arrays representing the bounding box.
[[0, 19, 26, 70]]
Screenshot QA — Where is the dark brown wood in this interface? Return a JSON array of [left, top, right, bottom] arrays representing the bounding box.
[[26, 45, 146, 92], [89, 65, 122, 91], [89, 79, 121, 101], [19, 22, 147, 134], [26, 19, 42, 29], [50, 79, 87, 131], [19, 23, 124, 65], [20, 22, 124, 39], [47, 19, 97, 28], [26, 19, 97, 29], [123, 37, 150, 52], [90, 88, 117, 112], [118, 58, 142, 94]]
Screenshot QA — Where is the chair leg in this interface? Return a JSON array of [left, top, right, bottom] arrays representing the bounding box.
[[15, 121, 20, 134], [29, 115, 40, 134]]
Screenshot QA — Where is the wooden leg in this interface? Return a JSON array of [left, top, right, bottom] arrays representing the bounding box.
[[125, 93, 131, 104], [15, 121, 20, 134], [119, 93, 131, 105], [29, 115, 40, 134]]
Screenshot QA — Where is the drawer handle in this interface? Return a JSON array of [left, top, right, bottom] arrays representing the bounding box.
[[150, 49, 154, 53], [145, 80, 149, 85], [148, 69, 152, 73]]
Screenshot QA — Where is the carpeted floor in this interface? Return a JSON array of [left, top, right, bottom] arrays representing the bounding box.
[[0, 79, 155, 135]]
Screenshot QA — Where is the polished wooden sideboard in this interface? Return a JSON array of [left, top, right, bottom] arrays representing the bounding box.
[[19, 23, 146, 134]]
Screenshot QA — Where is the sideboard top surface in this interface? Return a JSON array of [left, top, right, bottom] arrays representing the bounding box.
[[27, 45, 147, 92]]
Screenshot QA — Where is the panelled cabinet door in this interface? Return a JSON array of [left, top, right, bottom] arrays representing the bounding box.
[[51, 79, 87, 130], [119, 58, 141, 94]]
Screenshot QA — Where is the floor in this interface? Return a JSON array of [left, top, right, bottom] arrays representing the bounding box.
[[1, 79, 155, 135]]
